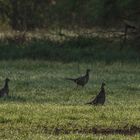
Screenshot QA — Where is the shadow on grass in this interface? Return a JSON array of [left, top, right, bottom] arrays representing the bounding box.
[[0, 37, 139, 63], [0, 95, 59, 104], [0, 96, 27, 103]]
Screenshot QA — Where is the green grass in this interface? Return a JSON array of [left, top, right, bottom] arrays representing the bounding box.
[[0, 60, 139, 139], [0, 37, 139, 62]]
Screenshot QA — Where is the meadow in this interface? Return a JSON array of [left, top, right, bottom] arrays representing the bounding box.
[[0, 38, 140, 139], [0, 59, 139, 139]]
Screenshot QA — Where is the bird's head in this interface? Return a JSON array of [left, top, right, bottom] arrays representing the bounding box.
[[86, 69, 91, 73], [102, 82, 106, 87], [5, 78, 10, 82]]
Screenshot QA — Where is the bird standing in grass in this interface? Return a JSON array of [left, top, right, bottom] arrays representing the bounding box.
[[0, 78, 10, 98], [86, 82, 106, 105], [65, 69, 90, 88]]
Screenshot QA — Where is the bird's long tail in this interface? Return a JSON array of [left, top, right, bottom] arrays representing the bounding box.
[[85, 101, 92, 105], [85, 99, 97, 105], [64, 78, 75, 81]]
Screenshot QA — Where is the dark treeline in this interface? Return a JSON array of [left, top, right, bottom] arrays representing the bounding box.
[[0, 0, 140, 60], [0, 0, 140, 30]]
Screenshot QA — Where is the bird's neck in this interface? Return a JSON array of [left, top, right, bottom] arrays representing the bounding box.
[[86, 71, 89, 77], [4, 81, 9, 89], [101, 86, 105, 92]]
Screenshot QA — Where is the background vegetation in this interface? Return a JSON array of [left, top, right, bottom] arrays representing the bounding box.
[[0, 0, 140, 30]]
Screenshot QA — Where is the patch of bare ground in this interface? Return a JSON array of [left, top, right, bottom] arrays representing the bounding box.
[[41, 125, 140, 136]]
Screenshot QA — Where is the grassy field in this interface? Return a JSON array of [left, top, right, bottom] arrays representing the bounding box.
[[0, 59, 139, 139]]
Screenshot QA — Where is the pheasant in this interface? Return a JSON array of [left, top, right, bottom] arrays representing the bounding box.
[[86, 82, 106, 105], [0, 78, 10, 98], [65, 69, 90, 87]]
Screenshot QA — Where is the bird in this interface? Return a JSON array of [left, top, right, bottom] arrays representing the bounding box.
[[0, 78, 10, 98], [86, 82, 106, 105], [65, 69, 90, 87]]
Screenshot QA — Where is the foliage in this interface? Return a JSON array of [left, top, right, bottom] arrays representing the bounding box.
[[0, 0, 140, 30]]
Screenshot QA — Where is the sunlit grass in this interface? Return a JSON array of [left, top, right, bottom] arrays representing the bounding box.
[[0, 60, 139, 139]]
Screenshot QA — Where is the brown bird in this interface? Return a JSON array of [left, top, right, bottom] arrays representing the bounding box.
[[0, 78, 10, 98], [86, 82, 106, 105], [65, 69, 90, 87]]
